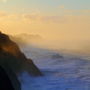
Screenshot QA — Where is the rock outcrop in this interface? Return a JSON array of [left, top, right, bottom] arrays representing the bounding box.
[[0, 32, 43, 76], [0, 65, 21, 90]]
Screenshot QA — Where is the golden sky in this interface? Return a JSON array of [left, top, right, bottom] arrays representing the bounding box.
[[0, 0, 90, 52]]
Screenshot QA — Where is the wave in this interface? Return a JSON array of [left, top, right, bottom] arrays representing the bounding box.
[[18, 46, 90, 90]]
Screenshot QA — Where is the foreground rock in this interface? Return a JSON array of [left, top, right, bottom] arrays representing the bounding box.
[[0, 65, 21, 90], [0, 32, 43, 76]]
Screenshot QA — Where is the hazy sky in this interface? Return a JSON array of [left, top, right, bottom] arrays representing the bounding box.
[[0, 0, 90, 51]]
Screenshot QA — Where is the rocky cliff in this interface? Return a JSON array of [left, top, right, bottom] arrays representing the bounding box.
[[0, 32, 43, 76]]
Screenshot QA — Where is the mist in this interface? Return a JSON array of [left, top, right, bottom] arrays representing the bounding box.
[[10, 33, 90, 55]]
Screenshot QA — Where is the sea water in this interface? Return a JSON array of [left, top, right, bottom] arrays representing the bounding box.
[[19, 46, 90, 90]]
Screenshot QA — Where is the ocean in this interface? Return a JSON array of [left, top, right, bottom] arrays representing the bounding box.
[[18, 46, 90, 90]]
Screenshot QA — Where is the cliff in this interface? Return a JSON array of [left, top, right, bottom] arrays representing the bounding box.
[[0, 32, 43, 76]]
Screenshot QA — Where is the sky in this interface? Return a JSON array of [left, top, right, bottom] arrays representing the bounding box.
[[0, 0, 90, 51]]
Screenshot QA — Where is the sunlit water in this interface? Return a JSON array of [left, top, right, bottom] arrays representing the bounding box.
[[19, 46, 90, 90]]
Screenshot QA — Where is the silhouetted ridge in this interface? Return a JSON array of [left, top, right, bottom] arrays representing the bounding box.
[[0, 32, 43, 76]]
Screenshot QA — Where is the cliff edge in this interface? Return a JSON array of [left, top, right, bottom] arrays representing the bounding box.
[[0, 32, 43, 76]]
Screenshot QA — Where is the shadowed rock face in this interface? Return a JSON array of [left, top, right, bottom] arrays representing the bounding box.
[[0, 65, 15, 90], [0, 32, 43, 76], [0, 65, 21, 90]]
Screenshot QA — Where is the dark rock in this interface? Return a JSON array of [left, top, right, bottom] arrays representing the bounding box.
[[52, 53, 63, 59], [0, 65, 21, 90], [0, 32, 43, 76]]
